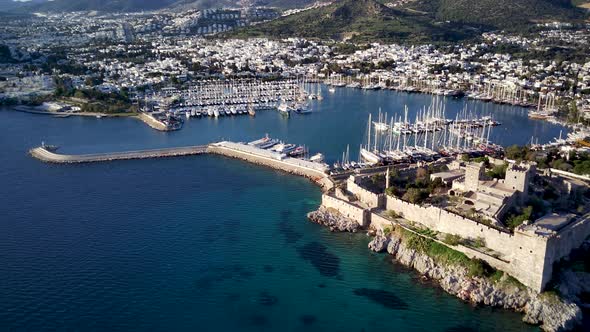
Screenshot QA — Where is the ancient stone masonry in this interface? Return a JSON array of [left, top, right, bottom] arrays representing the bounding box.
[[322, 172, 590, 293], [309, 205, 585, 331], [321, 194, 370, 228]]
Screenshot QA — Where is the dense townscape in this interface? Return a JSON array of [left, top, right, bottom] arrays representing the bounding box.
[[2, 10, 590, 125]]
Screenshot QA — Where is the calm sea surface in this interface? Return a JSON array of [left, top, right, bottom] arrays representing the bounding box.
[[1, 89, 567, 331]]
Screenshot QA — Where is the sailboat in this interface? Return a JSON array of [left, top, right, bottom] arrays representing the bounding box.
[[360, 114, 383, 165]]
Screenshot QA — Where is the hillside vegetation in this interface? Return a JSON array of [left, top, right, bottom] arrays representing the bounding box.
[[230, 0, 474, 43], [406, 0, 585, 28]]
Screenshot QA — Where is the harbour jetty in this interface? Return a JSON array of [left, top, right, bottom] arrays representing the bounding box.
[[29, 139, 334, 189], [208, 141, 332, 189], [30, 145, 208, 163]]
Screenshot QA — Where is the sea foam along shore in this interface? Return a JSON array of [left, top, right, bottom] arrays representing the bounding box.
[[307, 207, 583, 332]]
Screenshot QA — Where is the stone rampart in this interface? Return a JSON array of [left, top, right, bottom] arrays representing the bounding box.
[[383, 195, 553, 292], [346, 176, 384, 208], [321, 194, 369, 227]]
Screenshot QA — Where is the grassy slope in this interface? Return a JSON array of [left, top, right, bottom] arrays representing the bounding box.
[[230, 0, 474, 43]]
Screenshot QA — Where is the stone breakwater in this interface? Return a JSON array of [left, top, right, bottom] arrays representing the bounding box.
[[307, 208, 583, 332]]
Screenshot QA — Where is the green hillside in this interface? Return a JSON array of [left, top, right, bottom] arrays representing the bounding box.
[[406, 0, 584, 28], [230, 0, 474, 43]]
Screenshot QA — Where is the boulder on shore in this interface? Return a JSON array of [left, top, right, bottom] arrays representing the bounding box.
[[307, 207, 360, 232], [368, 234, 390, 252]]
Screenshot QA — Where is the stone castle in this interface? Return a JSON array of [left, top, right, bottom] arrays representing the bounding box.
[[321, 162, 590, 293]]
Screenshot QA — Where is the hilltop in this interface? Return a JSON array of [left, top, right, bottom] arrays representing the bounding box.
[[229, 0, 475, 43]]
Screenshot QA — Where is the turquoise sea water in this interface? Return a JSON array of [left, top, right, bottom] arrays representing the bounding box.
[[0, 90, 567, 331]]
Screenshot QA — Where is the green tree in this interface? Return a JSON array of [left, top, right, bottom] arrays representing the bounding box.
[[506, 206, 533, 230], [402, 188, 428, 204]]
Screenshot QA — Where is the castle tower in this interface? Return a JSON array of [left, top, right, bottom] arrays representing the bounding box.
[[465, 162, 485, 192], [505, 163, 535, 198]]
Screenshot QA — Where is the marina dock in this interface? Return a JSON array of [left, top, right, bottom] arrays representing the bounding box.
[[30, 145, 208, 163], [208, 141, 329, 180]]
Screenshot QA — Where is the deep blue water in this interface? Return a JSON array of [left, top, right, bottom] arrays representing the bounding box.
[[0, 90, 562, 331]]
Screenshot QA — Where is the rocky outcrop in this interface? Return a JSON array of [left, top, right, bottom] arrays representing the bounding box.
[[382, 231, 582, 332], [368, 234, 390, 252], [307, 207, 360, 232]]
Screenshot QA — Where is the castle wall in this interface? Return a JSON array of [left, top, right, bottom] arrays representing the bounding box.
[[342, 172, 587, 292], [321, 194, 369, 227], [346, 176, 385, 208], [384, 195, 550, 292]]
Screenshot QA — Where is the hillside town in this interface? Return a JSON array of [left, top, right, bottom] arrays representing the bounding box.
[[2, 2, 590, 332], [2, 10, 590, 124]]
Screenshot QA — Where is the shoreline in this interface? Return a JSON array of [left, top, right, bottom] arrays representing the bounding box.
[[307, 207, 585, 332], [4, 80, 581, 130], [26, 139, 587, 331]]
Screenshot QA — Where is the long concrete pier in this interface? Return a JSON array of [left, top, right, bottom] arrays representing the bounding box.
[[30, 146, 208, 163]]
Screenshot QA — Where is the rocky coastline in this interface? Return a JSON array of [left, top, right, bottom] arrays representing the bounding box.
[[307, 208, 361, 233], [307, 207, 586, 332]]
